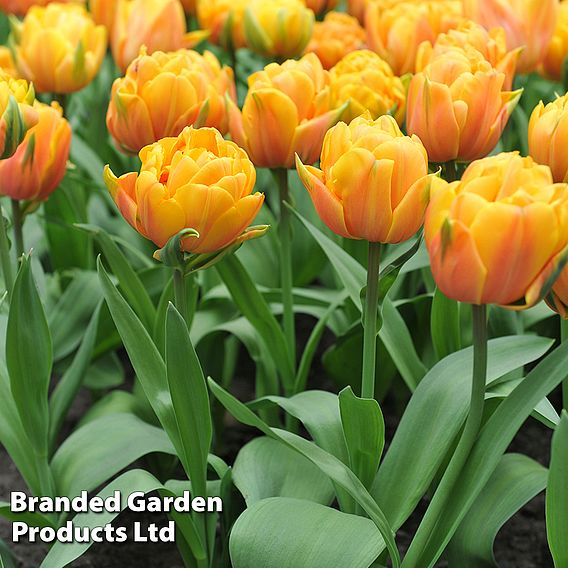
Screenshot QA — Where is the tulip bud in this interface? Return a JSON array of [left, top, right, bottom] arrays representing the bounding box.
[[196, 0, 249, 51], [0, 0, 73, 17], [103, 126, 265, 254], [0, 101, 70, 202], [304, 0, 337, 17], [528, 95, 568, 184], [407, 47, 521, 163], [227, 52, 346, 168], [365, 0, 463, 75], [12, 3, 107, 94], [304, 12, 366, 70], [542, 0, 568, 82], [296, 114, 436, 243], [548, 266, 568, 318], [107, 48, 236, 154], [244, 0, 314, 60], [463, 0, 558, 74], [0, 71, 39, 159], [425, 152, 568, 307]]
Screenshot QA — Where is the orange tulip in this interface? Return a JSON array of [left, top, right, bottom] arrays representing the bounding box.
[[330, 49, 405, 124], [425, 152, 568, 307], [304, 12, 366, 70], [542, 0, 568, 81], [406, 46, 521, 163], [548, 266, 568, 318], [244, 0, 314, 60], [107, 48, 236, 154], [365, 0, 463, 75], [463, 0, 558, 74], [111, 0, 208, 72], [196, 0, 249, 50], [528, 95, 568, 184], [296, 114, 436, 243], [89, 0, 119, 35], [304, 0, 337, 16], [0, 47, 19, 79], [0, 72, 38, 159], [13, 3, 107, 94], [227, 53, 346, 169], [0, 101, 70, 202], [346, 0, 371, 24], [0, 0, 75, 16], [104, 127, 265, 254]]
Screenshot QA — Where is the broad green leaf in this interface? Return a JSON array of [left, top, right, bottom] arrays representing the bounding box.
[[0, 502, 54, 528], [430, 288, 460, 360], [77, 390, 143, 427], [233, 437, 334, 505], [230, 497, 383, 568], [83, 351, 125, 390], [446, 453, 547, 567], [547, 410, 568, 567]]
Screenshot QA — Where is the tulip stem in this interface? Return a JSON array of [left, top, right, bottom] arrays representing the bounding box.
[[275, 168, 296, 375], [173, 268, 189, 327], [0, 202, 14, 299], [562, 318, 568, 409], [361, 241, 382, 399], [402, 304, 487, 567], [11, 200, 24, 260]]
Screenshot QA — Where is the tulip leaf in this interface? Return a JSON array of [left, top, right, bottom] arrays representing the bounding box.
[[153, 227, 200, 268]]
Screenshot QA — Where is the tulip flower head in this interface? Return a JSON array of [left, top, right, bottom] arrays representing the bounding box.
[[296, 114, 436, 243], [330, 49, 405, 124], [407, 46, 522, 163], [104, 127, 265, 255], [107, 48, 236, 154], [0, 0, 72, 16], [197, 0, 250, 50], [0, 47, 19, 79], [0, 101, 70, 202], [425, 152, 568, 307], [463, 0, 558, 74], [244, 0, 315, 60], [89, 0, 120, 36], [304, 12, 366, 70], [542, 0, 568, 81], [347, 0, 371, 24], [227, 52, 346, 169]]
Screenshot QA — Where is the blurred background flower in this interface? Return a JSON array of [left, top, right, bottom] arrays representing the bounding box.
[[542, 0, 568, 81], [197, 0, 250, 51]]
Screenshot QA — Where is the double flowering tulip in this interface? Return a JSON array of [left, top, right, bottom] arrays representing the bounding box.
[[330, 50, 405, 124], [12, 3, 107, 94], [305, 12, 366, 70], [227, 53, 346, 169], [197, 0, 249, 50], [407, 46, 521, 163], [528, 95, 568, 184], [425, 152, 568, 307], [296, 114, 435, 243], [0, 101, 70, 202], [0, 72, 38, 159], [107, 48, 236, 154], [365, 0, 463, 75], [542, 0, 568, 81], [244, 0, 314, 60], [103, 126, 265, 254], [463, 0, 558, 74]]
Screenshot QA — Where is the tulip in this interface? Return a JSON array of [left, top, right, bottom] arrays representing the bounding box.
[[542, 0, 568, 81], [548, 266, 568, 318], [103, 126, 265, 254], [107, 48, 236, 154], [365, 0, 463, 75], [304, 12, 366, 70], [304, 0, 337, 16], [528, 95, 568, 184], [425, 152, 568, 307], [227, 52, 346, 169], [13, 3, 107, 94], [296, 114, 436, 243], [196, 0, 249, 50], [0, 101, 70, 202], [0, 71, 38, 159], [330, 49, 405, 124], [111, 0, 208, 72], [346, 0, 371, 24], [0, 0, 72, 16], [463, 0, 558, 74], [406, 47, 522, 163], [244, 0, 314, 60], [0, 47, 19, 79], [89, 0, 119, 35]]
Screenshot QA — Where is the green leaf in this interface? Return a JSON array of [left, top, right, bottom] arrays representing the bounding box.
[[547, 410, 568, 567], [430, 288, 461, 360], [0, 502, 54, 528], [230, 497, 384, 568], [233, 437, 335, 506], [446, 453, 547, 567]]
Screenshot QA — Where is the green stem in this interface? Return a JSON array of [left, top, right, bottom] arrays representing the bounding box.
[[274, 168, 296, 375], [361, 241, 382, 399], [402, 304, 487, 567], [11, 199, 24, 259], [0, 203, 14, 299], [173, 268, 189, 326], [562, 318, 568, 410]]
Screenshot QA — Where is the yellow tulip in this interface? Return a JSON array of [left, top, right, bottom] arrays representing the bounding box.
[[425, 152, 568, 307], [528, 95, 568, 184], [406, 46, 521, 163], [13, 3, 107, 94], [244, 0, 314, 60], [304, 12, 366, 70], [0, 71, 38, 159], [104, 126, 265, 254], [107, 48, 236, 154], [548, 265, 568, 318], [296, 114, 436, 243], [196, 0, 250, 50], [463, 0, 558, 74], [542, 0, 568, 81], [330, 49, 405, 124], [227, 52, 346, 168], [0, 101, 70, 202], [0, 47, 19, 78]]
